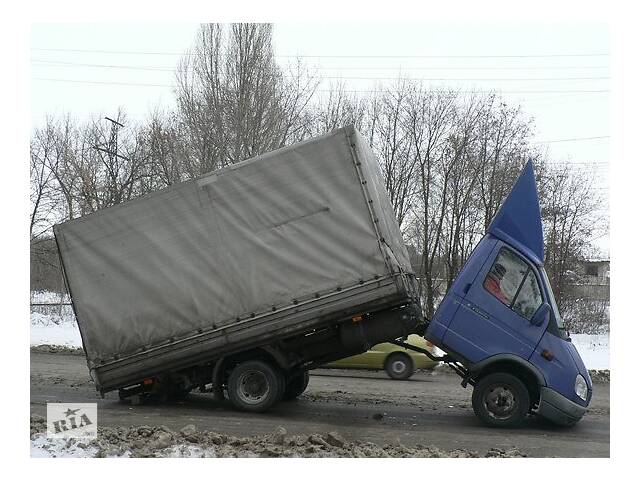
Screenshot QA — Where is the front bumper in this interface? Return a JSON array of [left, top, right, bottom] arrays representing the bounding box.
[[537, 386, 588, 426]]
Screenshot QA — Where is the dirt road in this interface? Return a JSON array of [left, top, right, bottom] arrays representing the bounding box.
[[30, 351, 609, 457]]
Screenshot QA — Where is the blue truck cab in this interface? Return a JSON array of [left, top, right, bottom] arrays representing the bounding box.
[[425, 161, 592, 427]]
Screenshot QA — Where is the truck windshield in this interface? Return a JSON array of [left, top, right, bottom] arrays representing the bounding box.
[[541, 268, 564, 330]]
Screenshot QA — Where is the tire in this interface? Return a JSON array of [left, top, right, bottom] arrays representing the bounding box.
[[275, 366, 287, 401], [472, 372, 530, 428], [384, 353, 414, 380], [227, 360, 284, 413], [283, 371, 310, 400]]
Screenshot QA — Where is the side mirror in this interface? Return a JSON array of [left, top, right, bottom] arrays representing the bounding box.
[[531, 302, 551, 327]]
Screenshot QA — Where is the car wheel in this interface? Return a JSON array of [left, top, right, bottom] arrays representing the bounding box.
[[282, 371, 310, 400], [472, 372, 530, 428], [227, 360, 284, 412], [384, 353, 414, 380]]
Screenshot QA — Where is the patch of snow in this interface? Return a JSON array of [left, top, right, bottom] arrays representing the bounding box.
[[161, 444, 218, 458], [431, 333, 609, 372], [31, 434, 219, 458], [571, 333, 609, 370], [31, 434, 99, 458], [31, 291, 80, 347], [31, 290, 70, 304], [30, 318, 82, 348]]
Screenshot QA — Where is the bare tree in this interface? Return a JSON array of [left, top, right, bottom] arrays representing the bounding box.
[[139, 109, 189, 190], [30, 119, 57, 238], [175, 23, 318, 174], [365, 82, 417, 229], [405, 88, 458, 317], [539, 163, 604, 311], [441, 94, 488, 289], [311, 83, 366, 135], [476, 99, 535, 229], [29, 23, 607, 329]]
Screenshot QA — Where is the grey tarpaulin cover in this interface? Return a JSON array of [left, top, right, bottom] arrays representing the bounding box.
[[55, 126, 412, 369]]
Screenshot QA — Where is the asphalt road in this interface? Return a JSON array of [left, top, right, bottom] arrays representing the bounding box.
[[30, 351, 609, 457]]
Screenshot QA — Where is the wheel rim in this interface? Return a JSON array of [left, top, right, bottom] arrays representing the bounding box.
[[483, 383, 518, 419], [391, 359, 407, 375], [237, 369, 270, 405]]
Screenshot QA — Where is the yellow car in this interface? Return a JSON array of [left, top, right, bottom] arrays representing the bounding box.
[[324, 334, 439, 379]]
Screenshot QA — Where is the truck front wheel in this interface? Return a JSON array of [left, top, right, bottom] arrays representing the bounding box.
[[472, 372, 530, 428], [227, 360, 284, 413]]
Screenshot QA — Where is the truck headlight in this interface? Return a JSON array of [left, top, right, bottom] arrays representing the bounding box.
[[575, 374, 588, 401]]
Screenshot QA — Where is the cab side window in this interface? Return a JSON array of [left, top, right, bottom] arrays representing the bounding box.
[[483, 248, 544, 320], [513, 270, 543, 319], [483, 249, 528, 306]]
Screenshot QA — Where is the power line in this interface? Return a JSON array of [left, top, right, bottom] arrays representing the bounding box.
[[300, 65, 610, 71], [317, 88, 609, 94], [30, 67, 610, 82], [31, 63, 607, 105], [31, 47, 610, 58], [286, 54, 611, 59], [533, 136, 610, 144], [32, 59, 610, 72], [33, 78, 172, 87], [545, 161, 608, 165], [32, 77, 611, 94], [33, 60, 176, 72], [30, 61, 610, 81], [316, 76, 610, 81]]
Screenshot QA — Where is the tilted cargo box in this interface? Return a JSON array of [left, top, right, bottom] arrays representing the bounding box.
[[54, 126, 420, 392]]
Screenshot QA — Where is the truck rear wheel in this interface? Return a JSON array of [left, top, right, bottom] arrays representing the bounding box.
[[283, 371, 310, 400], [227, 360, 284, 413], [385, 353, 414, 380], [472, 372, 530, 428]]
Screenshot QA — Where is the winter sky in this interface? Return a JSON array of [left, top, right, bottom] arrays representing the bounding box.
[[30, 23, 610, 255]]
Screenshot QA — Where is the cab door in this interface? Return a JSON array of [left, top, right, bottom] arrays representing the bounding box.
[[438, 160, 549, 364], [441, 241, 548, 363]]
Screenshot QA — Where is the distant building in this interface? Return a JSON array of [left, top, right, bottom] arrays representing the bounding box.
[[570, 259, 610, 301], [575, 259, 610, 285]]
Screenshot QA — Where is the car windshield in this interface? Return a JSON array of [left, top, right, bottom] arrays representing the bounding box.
[[541, 268, 564, 330]]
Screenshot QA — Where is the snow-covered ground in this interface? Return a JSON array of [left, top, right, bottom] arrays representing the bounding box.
[[31, 312, 82, 348], [31, 434, 100, 458], [30, 291, 610, 370], [30, 290, 80, 347], [31, 433, 218, 458], [571, 333, 609, 370], [31, 290, 70, 305]]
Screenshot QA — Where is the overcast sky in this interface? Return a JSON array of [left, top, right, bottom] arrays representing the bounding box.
[[30, 22, 609, 255]]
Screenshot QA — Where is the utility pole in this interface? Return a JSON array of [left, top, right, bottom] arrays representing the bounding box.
[[94, 116, 130, 161], [92, 116, 132, 207]]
